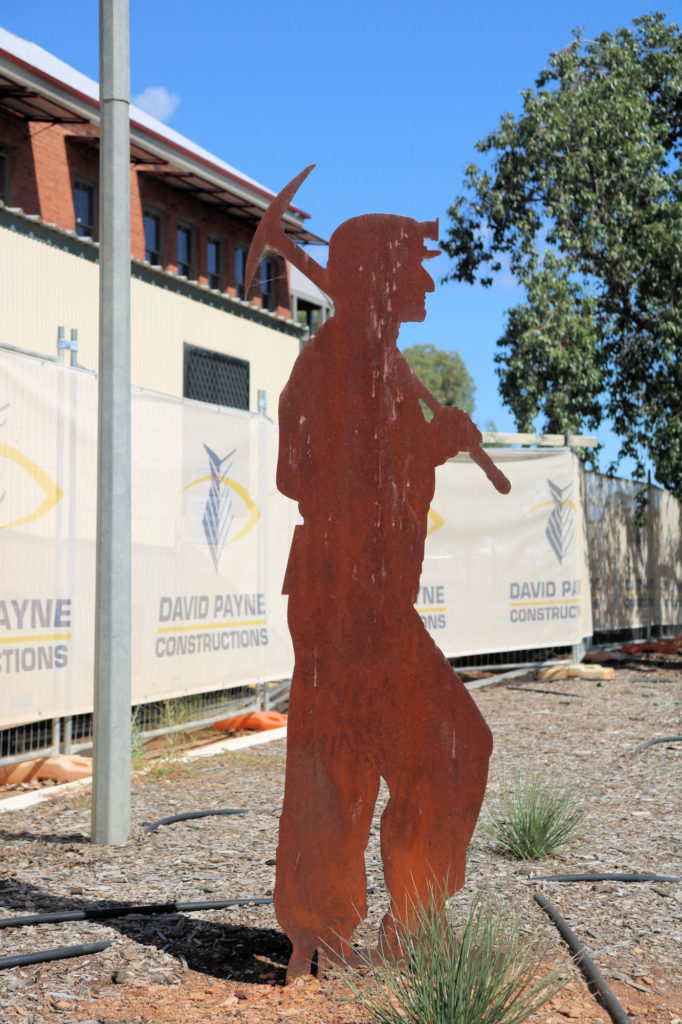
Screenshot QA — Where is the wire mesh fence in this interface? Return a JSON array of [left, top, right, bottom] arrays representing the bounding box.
[[450, 645, 574, 672], [0, 718, 57, 760], [0, 683, 275, 767], [2, 623, 675, 768]]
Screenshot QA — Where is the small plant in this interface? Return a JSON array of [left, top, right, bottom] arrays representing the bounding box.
[[130, 707, 147, 771], [483, 772, 587, 860], [337, 889, 565, 1024]]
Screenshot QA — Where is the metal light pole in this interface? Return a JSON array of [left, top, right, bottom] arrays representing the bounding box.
[[92, 0, 131, 845]]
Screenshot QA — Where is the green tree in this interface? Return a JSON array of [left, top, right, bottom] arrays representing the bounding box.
[[402, 343, 475, 414], [441, 12, 682, 496]]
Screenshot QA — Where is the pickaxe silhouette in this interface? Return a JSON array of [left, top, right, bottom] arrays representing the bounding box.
[[246, 165, 510, 495]]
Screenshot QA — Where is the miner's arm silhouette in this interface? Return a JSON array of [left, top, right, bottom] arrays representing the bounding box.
[[405, 367, 511, 492], [277, 342, 509, 507]]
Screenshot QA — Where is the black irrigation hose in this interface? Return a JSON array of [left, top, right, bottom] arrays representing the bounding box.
[[507, 684, 582, 698], [534, 889, 632, 1024], [629, 736, 682, 759], [527, 872, 681, 883], [0, 940, 112, 971], [144, 808, 249, 832], [0, 896, 273, 930]]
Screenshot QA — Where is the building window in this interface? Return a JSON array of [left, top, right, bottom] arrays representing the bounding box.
[[73, 179, 96, 238], [234, 246, 247, 298], [260, 257, 275, 311], [0, 145, 8, 203], [296, 300, 322, 333], [207, 237, 221, 289], [144, 210, 161, 264], [177, 223, 193, 277], [184, 344, 250, 410]]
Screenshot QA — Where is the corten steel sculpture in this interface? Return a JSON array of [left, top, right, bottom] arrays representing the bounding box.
[[246, 166, 511, 981]]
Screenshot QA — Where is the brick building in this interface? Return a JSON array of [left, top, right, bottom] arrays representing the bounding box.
[[0, 27, 331, 412]]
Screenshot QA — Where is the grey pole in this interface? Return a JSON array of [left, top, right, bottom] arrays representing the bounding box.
[[92, 0, 131, 845]]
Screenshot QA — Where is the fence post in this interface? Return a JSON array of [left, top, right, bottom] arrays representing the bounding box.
[[51, 718, 61, 758], [62, 717, 73, 755]]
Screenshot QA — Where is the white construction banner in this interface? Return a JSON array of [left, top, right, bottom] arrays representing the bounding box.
[[1, 347, 604, 729], [0, 349, 295, 728], [420, 449, 592, 657]]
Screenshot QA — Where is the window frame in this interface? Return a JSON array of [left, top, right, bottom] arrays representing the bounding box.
[[73, 177, 97, 239], [234, 245, 248, 299], [143, 208, 163, 265], [0, 144, 8, 204], [206, 235, 222, 290], [260, 256, 275, 311], [296, 298, 323, 333], [176, 221, 194, 278]]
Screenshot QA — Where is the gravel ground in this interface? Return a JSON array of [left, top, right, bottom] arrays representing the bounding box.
[[0, 651, 680, 1024]]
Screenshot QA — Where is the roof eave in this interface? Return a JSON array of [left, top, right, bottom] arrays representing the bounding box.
[[0, 43, 323, 241]]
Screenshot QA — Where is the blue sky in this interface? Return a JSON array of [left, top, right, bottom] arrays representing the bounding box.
[[0, 0, 668, 478]]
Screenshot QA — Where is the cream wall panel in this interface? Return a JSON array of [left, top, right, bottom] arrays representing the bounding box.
[[1, 224, 301, 410], [0, 225, 100, 369], [130, 277, 300, 411]]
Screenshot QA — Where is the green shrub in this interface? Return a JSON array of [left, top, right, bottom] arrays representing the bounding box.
[[338, 890, 565, 1024], [483, 773, 587, 860]]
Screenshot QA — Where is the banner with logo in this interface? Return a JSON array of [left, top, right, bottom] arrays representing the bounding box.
[[420, 449, 592, 656], [0, 349, 296, 728], [131, 392, 296, 705], [0, 354, 91, 728]]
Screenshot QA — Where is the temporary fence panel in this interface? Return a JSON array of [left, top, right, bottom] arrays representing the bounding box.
[[656, 486, 682, 629], [586, 474, 682, 634], [0, 348, 296, 729], [0, 352, 91, 729], [420, 448, 592, 657], [131, 389, 296, 705]]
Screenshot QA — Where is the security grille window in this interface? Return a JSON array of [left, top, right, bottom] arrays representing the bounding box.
[[73, 179, 96, 238], [144, 211, 161, 263], [177, 224, 192, 277], [235, 246, 247, 298], [184, 344, 250, 410], [260, 257, 275, 311], [207, 237, 221, 289], [0, 146, 7, 203]]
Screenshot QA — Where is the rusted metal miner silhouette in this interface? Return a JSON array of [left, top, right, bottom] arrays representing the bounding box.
[[246, 166, 511, 981]]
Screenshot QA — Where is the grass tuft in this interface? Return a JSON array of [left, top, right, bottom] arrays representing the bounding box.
[[483, 772, 588, 860], [337, 889, 565, 1024]]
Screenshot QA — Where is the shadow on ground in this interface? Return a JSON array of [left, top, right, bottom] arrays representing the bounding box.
[[0, 876, 290, 984]]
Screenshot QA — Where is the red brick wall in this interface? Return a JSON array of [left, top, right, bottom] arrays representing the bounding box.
[[0, 109, 291, 318]]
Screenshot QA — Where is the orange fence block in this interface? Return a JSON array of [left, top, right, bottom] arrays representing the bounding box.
[[212, 711, 287, 733], [0, 755, 92, 785]]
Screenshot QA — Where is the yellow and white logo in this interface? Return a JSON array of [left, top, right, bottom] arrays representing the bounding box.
[[0, 443, 63, 531], [179, 444, 259, 572]]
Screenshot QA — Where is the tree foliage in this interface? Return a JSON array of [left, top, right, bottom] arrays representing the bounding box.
[[402, 343, 475, 414], [441, 12, 682, 495]]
